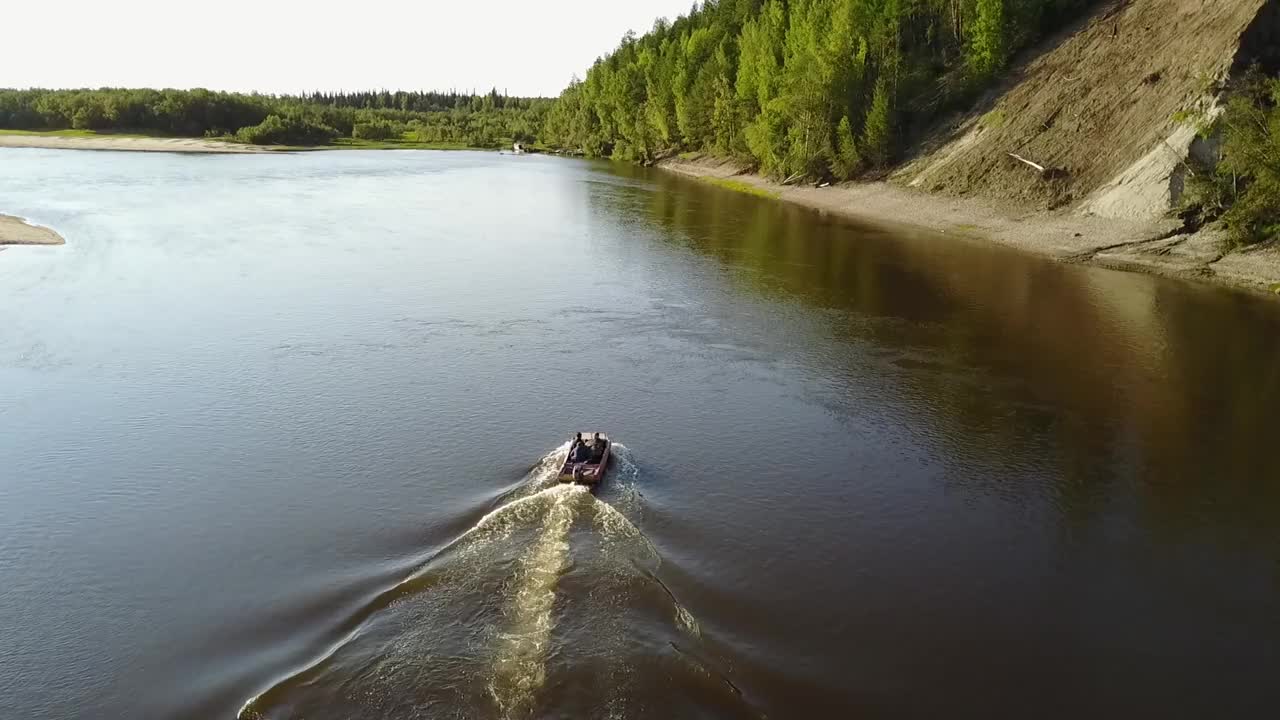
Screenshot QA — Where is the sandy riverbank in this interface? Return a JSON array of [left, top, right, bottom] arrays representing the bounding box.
[[0, 134, 276, 154], [660, 156, 1280, 295], [0, 214, 64, 246]]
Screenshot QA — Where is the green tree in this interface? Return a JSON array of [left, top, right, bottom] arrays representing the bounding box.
[[674, 26, 719, 147], [862, 77, 893, 168], [969, 0, 1007, 78], [736, 0, 786, 117], [832, 115, 862, 178], [71, 103, 108, 130]]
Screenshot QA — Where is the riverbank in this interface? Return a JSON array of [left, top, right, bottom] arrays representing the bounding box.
[[0, 133, 276, 154], [660, 155, 1280, 295], [0, 213, 64, 246], [0, 132, 498, 154]]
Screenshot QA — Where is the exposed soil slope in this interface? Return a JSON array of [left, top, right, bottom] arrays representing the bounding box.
[[898, 0, 1268, 220]]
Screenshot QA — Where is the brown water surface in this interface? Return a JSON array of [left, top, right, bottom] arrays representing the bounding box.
[[1, 150, 1277, 719]]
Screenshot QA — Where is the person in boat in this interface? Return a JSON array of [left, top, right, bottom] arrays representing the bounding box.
[[570, 434, 592, 463], [590, 433, 607, 461]]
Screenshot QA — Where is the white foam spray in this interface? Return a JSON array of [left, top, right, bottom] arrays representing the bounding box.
[[487, 482, 588, 717]]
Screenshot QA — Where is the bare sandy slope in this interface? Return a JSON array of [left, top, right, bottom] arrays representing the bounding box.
[[0, 134, 274, 154], [0, 214, 64, 245], [898, 0, 1269, 218], [661, 156, 1280, 294]]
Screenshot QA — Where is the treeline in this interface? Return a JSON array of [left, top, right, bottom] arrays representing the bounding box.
[[543, 0, 1095, 180], [303, 88, 541, 113], [347, 105, 550, 146], [0, 88, 551, 147]]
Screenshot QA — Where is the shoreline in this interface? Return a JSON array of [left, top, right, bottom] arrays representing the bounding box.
[[0, 133, 498, 154], [0, 213, 65, 246], [0, 134, 277, 154], [658, 156, 1280, 296]]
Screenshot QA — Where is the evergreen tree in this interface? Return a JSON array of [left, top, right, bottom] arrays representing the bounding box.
[[862, 77, 893, 168], [832, 115, 862, 178]]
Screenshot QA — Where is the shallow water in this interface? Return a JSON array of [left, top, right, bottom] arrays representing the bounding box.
[[1, 148, 1278, 719]]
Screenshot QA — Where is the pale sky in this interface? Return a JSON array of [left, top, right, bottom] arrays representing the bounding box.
[[0, 1, 696, 97]]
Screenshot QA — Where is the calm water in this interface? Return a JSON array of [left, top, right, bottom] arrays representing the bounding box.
[[2, 148, 1279, 719]]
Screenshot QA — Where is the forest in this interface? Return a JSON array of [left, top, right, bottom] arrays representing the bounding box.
[[542, 0, 1097, 180], [0, 88, 551, 148]]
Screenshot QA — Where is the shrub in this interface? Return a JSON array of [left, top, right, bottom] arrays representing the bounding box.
[[1217, 74, 1280, 246], [235, 113, 338, 146], [1185, 70, 1280, 247], [352, 119, 403, 141], [71, 105, 109, 130]]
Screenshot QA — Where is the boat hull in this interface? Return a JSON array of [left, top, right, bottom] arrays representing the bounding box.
[[559, 433, 611, 486]]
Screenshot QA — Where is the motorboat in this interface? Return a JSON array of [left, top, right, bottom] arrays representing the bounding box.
[[559, 432, 611, 485]]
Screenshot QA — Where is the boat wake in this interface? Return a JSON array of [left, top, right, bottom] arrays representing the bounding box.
[[488, 482, 584, 716], [238, 443, 744, 720]]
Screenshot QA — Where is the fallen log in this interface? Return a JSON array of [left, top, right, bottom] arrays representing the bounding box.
[[1008, 152, 1047, 173], [1007, 152, 1069, 180]]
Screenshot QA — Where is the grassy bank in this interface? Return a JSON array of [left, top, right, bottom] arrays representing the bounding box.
[[699, 176, 779, 199], [331, 137, 475, 151]]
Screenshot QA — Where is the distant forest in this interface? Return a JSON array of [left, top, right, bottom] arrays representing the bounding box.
[[543, 0, 1096, 179], [1, 1, 1097, 159], [0, 88, 552, 147]]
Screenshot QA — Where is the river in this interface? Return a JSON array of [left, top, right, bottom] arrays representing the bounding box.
[[1, 148, 1278, 719]]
